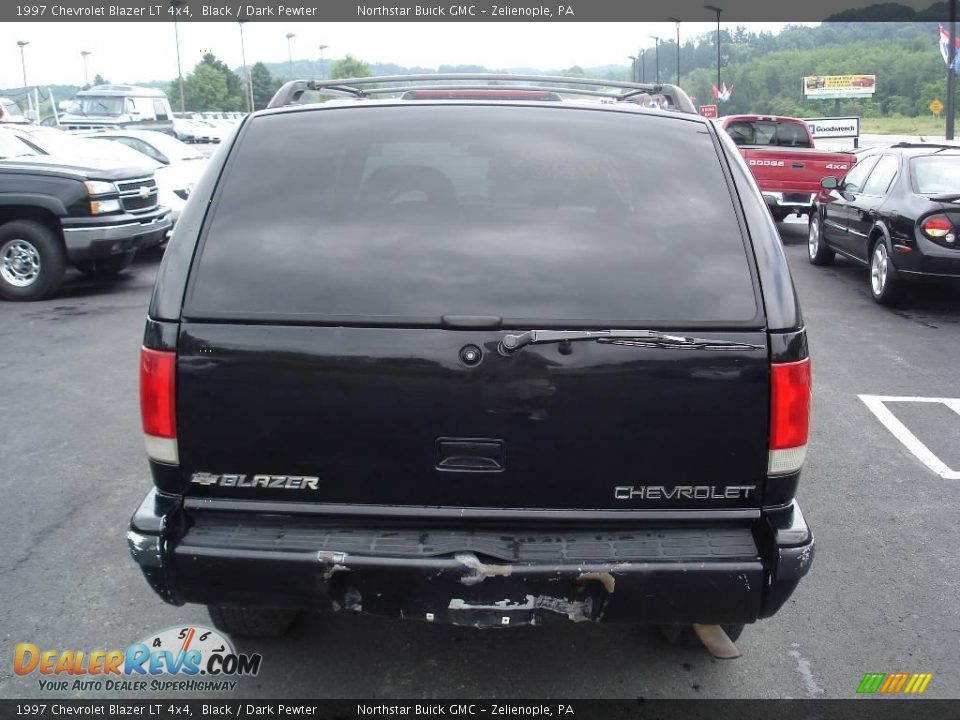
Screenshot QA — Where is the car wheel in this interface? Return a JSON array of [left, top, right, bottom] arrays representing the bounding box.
[[659, 624, 745, 646], [808, 216, 834, 266], [207, 605, 299, 637], [0, 220, 66, 301], [74, 250, 136, 279], [869, 240, 902, 305]]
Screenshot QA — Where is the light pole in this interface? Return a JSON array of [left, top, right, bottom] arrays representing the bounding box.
[[705, 5, 723, 93], [171, 0, 188, 112], [285, 32, 296, 78], [649, 36, 660, 84], [628, 56, 637, 83], [667, 18, 681, 84], [17, 41, 30, 120], [639, 49, 645, 83], [80, 50, 92, 88], [318, 44, 328, 79], [238, 21, 254, 112]]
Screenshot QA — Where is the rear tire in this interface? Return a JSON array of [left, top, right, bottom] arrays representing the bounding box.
[[869, 239, 903, 306], [0, 220, 66, 301], [207, 605, 299, 637], [808, 216, 834, 266], [74, 250, 135, 279], [659, 624, 745, 646]]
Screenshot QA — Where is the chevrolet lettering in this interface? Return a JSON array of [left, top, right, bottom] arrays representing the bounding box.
[[128, 74, 815, 645], [613, 485, 757, 501]]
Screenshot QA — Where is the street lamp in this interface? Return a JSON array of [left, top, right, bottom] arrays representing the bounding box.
[[649, 36, 660, 84], [17, 41, 29, 120], [628, 56, 637, 83], [318, 44, 328, 80], [171, 0, 188, 112], [705, 5, 723, 93], [667, 18, 681, 84], [80, 50, 92, 88], [639, 48, 645, 83], [238, 21, 254, 112], [285, 32, 296, 78]]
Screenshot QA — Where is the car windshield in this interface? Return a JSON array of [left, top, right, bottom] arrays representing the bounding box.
[[725, 120, 812, 148], [67, 97, 125, 116], [910, 155, 960, 194], [1, 99, 25, 118], [187, 105, 759, 326], [0, 131, 40, 159]]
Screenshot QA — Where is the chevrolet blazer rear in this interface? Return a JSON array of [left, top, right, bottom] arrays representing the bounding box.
[[129, 88, 815, 644]]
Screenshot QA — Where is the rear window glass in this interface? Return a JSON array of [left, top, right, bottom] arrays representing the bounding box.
[[911, 156, 960, 194], [186, 105, 758, 326], [725, 120, 812, 148]]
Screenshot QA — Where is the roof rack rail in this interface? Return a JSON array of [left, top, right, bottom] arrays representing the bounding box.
[[266, 74, 697, 114]]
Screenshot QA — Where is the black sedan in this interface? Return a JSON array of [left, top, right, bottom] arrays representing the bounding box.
[[808, 143, 960, 304]]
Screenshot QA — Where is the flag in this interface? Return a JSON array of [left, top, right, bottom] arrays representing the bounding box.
[[938, 25, 960, 71], [713, 82, 734, 103]]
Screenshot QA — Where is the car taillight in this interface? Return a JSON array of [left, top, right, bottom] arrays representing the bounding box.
[[920, 214, 953, 239], [140, 347, 178, 464], [769, 358, 811, 476]]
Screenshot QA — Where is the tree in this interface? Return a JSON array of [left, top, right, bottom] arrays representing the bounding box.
[[182, 64, 230, 112], [92, 74, 109, 86], [330, 55, 371, 80], [250, 62, 281, 110]]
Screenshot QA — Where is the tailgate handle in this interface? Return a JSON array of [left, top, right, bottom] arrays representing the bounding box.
[[437, 439, 505, 472], [792, 162, 805, 169]]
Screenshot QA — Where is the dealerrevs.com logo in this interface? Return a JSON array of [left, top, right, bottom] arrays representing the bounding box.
[[15, 626, 262, 692]]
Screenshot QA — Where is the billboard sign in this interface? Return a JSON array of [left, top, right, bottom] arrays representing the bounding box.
[[804, 116, 861, 139], [803, 75, 876, 99]]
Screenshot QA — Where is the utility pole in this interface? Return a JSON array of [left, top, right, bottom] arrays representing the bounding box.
[[80, 50, 92, 88], [705, 5, 723, 92], [318, 44, 329, 80], [172, 0, 188, 113], [667, 18, 681, 84], [649, 36, 660, 84], [285, 32, 296, 78], [17, 41, 30, 120]]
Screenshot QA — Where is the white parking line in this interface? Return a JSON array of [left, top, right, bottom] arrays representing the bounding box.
[[858, 395, 960, 480]]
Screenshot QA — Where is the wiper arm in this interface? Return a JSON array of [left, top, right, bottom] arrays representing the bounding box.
[[498, 329, 763, 355]]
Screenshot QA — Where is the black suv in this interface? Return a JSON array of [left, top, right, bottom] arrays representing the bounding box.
[[129, 76, 814, 646]]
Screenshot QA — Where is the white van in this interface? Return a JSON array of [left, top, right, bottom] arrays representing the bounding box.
[[59, 85, 174, 133]]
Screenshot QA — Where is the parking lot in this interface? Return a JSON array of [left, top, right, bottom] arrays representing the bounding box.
[[1, 219, 959, 700]]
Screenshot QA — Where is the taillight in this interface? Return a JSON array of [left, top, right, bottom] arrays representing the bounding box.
[[140, 347, 178, 464], [920, 214, 954, 241], [769, 358, 811, 476]]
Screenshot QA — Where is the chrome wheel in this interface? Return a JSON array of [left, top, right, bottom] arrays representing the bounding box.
[[871, 243, 888, 296], [808, 220, 819, 259], [0, 238, 41, 287]]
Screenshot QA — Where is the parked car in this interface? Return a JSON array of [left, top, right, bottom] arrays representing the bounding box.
[[129, 75, 814, 644], [59, 85, 174, 133], [0, 131, 171, 300], [83, 130, 207, 214], [719, 114, 856, 222], [809, 142, 960, 304], [0, 97, 30, 124], [3, 125, 190, 227]]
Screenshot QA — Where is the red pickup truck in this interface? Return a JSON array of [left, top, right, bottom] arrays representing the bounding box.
[[720, 114, 857, 222]]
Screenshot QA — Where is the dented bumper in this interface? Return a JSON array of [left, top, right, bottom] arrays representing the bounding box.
[[128, 490, 814, 627]]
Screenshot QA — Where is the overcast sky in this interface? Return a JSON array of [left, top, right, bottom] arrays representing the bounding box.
[[0, 21, 815, 90]]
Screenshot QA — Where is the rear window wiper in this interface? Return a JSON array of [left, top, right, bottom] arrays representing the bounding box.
[[498, 329, 763, 355]]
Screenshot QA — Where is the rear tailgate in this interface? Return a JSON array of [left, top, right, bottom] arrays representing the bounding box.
[[740, 146, 855, 195], [174, 105, 771, 511]]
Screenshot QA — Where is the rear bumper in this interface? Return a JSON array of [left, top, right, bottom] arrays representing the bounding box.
[[762, 192, 815, 215], [128, 491, 814, 627]]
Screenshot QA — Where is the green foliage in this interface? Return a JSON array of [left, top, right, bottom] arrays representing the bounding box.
[[250, 62, 282, 110], [175, 53, 247, 112], [329, 55, 371, 80]]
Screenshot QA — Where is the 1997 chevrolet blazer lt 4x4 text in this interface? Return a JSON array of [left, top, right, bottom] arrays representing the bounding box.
[[129, 76, 815, 647]]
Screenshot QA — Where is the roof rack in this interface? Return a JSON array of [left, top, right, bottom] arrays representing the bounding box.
[[266, 74, 697, 114], [890, 141, 960, 149]]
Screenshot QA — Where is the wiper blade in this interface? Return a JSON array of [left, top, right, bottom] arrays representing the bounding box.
[[498, 329, 763, 355]]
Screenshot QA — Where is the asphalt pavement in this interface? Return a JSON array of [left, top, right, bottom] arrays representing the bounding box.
[[1, 222, 959, 700]]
